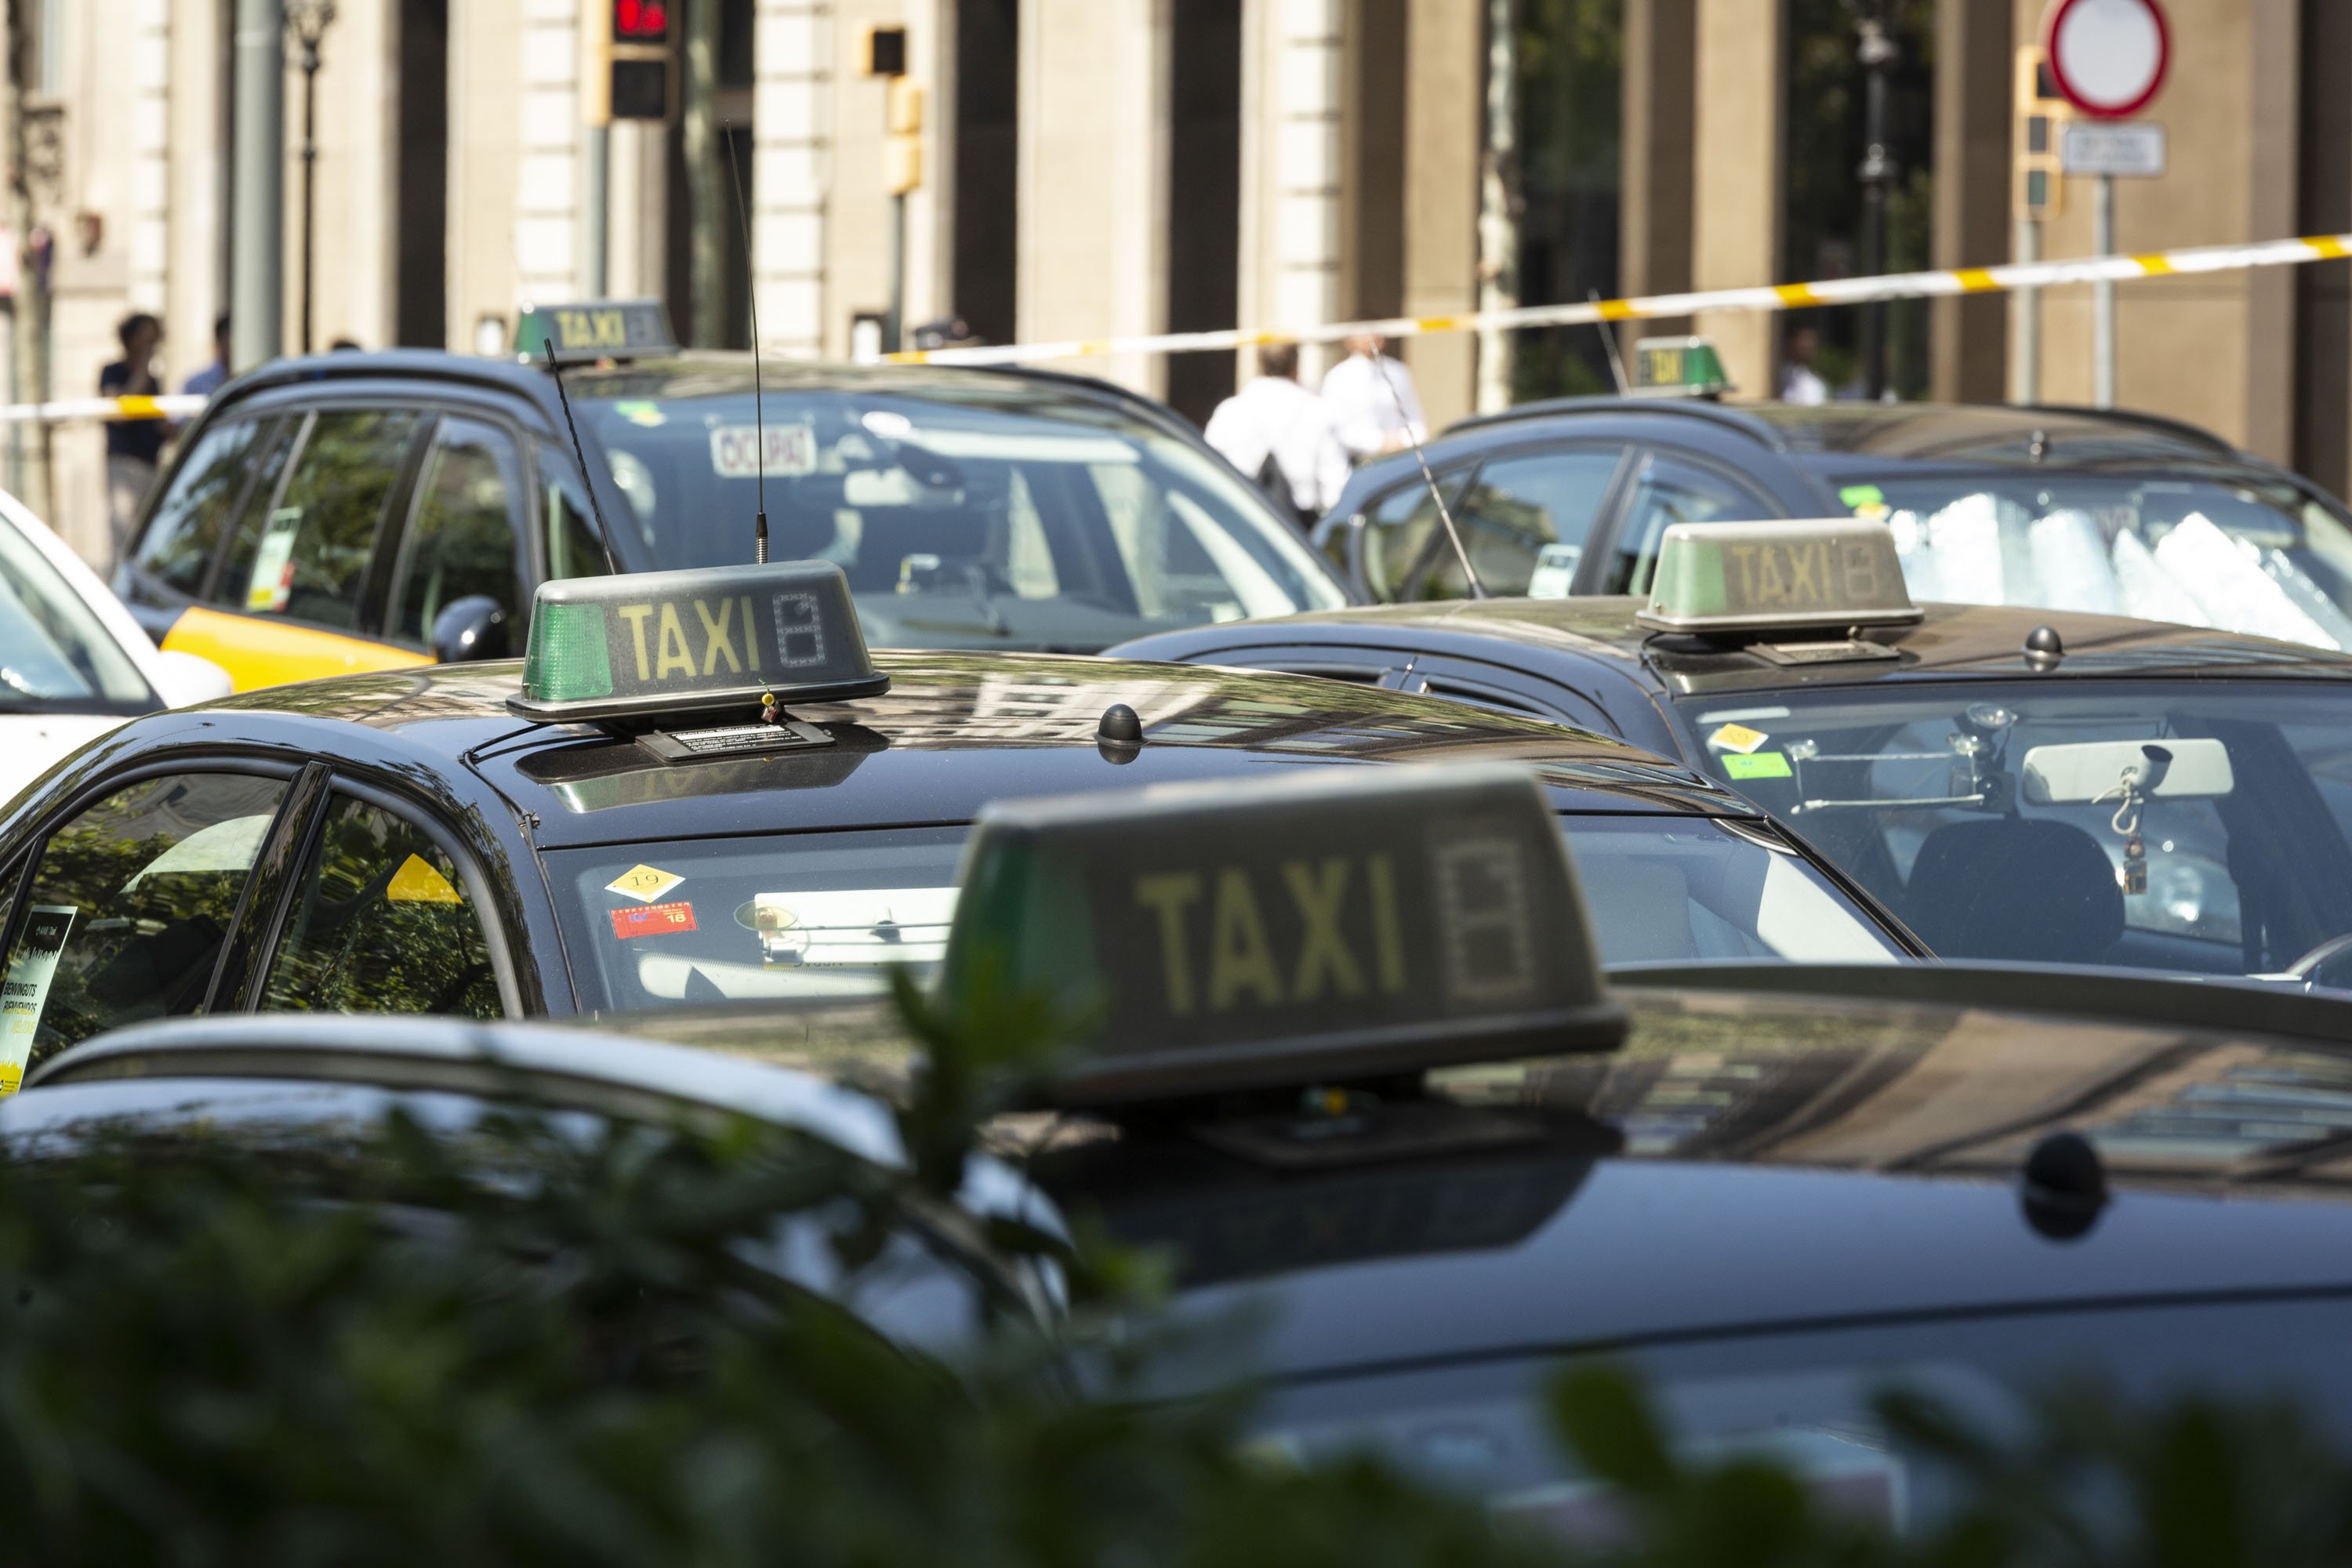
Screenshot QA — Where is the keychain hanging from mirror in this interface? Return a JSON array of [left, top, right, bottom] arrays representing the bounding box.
[[2105, 773, 2148, 896]]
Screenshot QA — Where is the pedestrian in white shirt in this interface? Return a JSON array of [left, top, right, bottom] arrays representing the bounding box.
[[1202, 340, 1352, 528], [1319, 333, 1428, 462]]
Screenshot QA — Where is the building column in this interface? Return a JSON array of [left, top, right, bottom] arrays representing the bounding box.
[[1620, 0, 1695, 341], [2295, 0, 2352, 493], [514, 0, 581, 305], [129, 0, 170, 314], [1017, 0, 1169, 394], [1256, 0, 1341, 376], [1930, 0, 2009, 405], [1689, 0, 1784, 401], [165, 0, 227, 379], [755, 0, 829, 355], [2242, 0, 2299, 463], [1399, 0, 1479, 429]]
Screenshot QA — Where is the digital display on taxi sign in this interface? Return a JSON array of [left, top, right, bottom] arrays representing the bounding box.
[[513, 299, 678, 365], [943, 766, 1624, 1106], [1636, 518, 1922, 634], [510, 561, 888, 724]]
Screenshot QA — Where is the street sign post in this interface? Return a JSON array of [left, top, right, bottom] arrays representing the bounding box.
[[2044, 0, 2171, 410]]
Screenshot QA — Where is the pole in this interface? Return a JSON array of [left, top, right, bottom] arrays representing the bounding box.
[[1856, 5, 1896, 401], [885, 191, 906, 352], [298, 45, 317, 355], [2013, 216, 2040, 404], [2092, 172, 2114, 408], [584, 125, 609, 297], [682, 0, 721, 346], [1473, 0, 1518, 414], [5, 9, 48, 521], [230, 0, 285, 371]]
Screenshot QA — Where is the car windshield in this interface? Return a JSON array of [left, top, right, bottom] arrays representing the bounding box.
[[1664, 679, 2352, 977], [544, 816, 1899, 1012], [0, 519, 154, 712], [1840, 473, 2352, 651], [577, 377, 1345, 654]]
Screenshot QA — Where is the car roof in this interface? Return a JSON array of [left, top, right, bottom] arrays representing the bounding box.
[[1116, 595, 2352, 695], [118, 649, 1751, 850]]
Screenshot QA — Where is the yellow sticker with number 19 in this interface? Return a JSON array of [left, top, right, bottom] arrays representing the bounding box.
[[1709, 723, 1769, 754], [606, 865, 686, 904]]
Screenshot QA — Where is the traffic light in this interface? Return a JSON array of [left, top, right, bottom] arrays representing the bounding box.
[[586, 0, 680, 125], [2014, 45, 2070, 220]]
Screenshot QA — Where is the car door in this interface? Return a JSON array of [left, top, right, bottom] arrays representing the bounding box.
[[116, 412, 295, 642], [189, 405, 437, 690], [1396, 652, 1623, 735], [381, 416, 532, 659], [1584, 448, 1786, 597]]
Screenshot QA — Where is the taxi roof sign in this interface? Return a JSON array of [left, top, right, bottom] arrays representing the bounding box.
[[1629, 336, 1733, 398], [509, 560, 888, 724], [1637, 518, 1922, 634], [942, 765, 1624, 1108], [513, 299, 679, 365]]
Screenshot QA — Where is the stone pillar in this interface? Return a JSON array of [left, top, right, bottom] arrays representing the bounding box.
[[1689, 0, 1782, 401], [756, 0, 830, 354], [514, 0, 582, 305], [2242, 0, 2299, 463], [1017, 0, 1169, 394], [2294, 0, 2352, 492], [447, 0, 524, 351], [1269, 0, 1341, 375], [129, 0, 170, 314], [1930, 0, 2009, 405], [1400, 0, 1478, 430], [1621, 0, 1695, 340], [165, 0, 227, 378]]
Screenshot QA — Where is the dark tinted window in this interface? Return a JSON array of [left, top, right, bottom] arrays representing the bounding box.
[[390, 417, 526, 644], [0, 773, 288, 1074], [132, 419, 267, 596], [1361, 467, 1475, 601], [1605, 454, 1779, 594], [539, 445, 610, 581], [219, 408, 424, 630], [261, 795, 500, 1018], [1450, 448, 1626, 597]]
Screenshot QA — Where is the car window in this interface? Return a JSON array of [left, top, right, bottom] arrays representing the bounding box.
[[1450, 448, 1628, 598], [0, 516, 157, 710], [1605, 454, 1779, 594], [131, 418, 270, 597], [0, 773, 289, 1080], [390, 418, 527, 644], [1361, 467, 1475, 601], [218, 408, 426, 630], [539, 446, 611, 582], [260, 793, 501, 1019]]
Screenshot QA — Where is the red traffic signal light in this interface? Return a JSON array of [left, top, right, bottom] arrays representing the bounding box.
[[615, 0, 670, 43]]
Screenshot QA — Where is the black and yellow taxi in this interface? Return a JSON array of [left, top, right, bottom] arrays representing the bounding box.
[[0, 558, 1916, 1095], [1114, 517, 2352, 989], [112, 301, 1348, 692]]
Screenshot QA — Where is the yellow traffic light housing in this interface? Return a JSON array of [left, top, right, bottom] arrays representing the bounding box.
[[2014, 46, 2071, 221]]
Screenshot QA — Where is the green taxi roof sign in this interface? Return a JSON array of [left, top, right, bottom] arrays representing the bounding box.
[[512, 299, 679, 365], [509, 561, 888, 724], [1637, 518, 1921, 634], [1629, 336, 1733, 398], [942, 765, 1624, 1107]]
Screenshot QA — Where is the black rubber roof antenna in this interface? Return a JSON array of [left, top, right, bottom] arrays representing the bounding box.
[[1370, 348, 1484, 598], [724, 132, 769, 565], [542, 341, 624, 578]]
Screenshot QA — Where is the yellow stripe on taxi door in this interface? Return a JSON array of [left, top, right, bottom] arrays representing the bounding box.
[[159, 604, 434, 692]]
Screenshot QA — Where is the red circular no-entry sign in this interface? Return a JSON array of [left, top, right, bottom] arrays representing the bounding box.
[[2045, 0, 2170, 119]]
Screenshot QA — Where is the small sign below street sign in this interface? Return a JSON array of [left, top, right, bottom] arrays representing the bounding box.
[[2062, 120, 2167, 177]]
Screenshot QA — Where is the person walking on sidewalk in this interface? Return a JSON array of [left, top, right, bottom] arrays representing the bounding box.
[[1203, 340, 1351, 531], [100, 313, 166, 568]]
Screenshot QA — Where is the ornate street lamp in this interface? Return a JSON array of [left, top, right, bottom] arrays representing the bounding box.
[[285, 1, 336, 356]]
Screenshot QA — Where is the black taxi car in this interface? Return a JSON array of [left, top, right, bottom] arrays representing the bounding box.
[[0, 559, 1913, 1094], [1113, 518, 2352, 987], [1314, 376, 2352, 649], [305, 763, 2352, 1529], [111, 301, 1345, 691]]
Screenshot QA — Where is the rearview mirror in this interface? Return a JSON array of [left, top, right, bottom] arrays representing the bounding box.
[[430, 596, 510, 663], [2021, 738, 2234, 804]]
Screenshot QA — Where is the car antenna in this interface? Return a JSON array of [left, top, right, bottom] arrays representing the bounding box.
[[541, 341, 625, 578], [724, 132, 770, 565], [1591, 289, 1631, 394], [1367, 343, 1485, 598]]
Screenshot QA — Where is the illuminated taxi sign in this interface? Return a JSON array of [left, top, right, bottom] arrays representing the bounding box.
[[509, 561, 888, 724], [942, 765, 1624, 1107], [1637, 518, 1922, 634], [1629, 336, 1733, 398], [512, 299, 678, 365]]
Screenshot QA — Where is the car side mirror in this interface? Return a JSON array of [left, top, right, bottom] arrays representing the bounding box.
[[149, 649, 234, 707], [430, 596, 510, 663]]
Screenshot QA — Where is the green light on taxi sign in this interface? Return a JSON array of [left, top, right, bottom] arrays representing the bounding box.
[[509, 561, 888, 724], [1637, 518, 1921, 634], [1629, 336, 1733, 398], [942, 765, 1625, 1108]]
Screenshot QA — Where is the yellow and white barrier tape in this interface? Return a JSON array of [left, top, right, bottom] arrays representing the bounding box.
[[885, 230, 2352, 368], [0, 393, 209, 426]]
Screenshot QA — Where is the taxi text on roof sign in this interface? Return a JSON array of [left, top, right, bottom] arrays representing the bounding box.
[[1637, 517, 1922, 634], [511, 299, 679, 365], [510, 560, 887, 724], [942, 764, 1624, 1107], [1629, 336, 1733, 398]]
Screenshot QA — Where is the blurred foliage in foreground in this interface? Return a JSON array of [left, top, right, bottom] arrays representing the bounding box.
[[0, 972, 2347, 1562]]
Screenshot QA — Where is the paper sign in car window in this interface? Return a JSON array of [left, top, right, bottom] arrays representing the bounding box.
[[710, 422, 817, 480], [607, 864, 686, 904], [0, 906, 75, 1094], [245, 508, 303, 613], [1709, 722, 1769, 754], [1526, 543, 1581, 600], [386, 853, 463, 904]]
